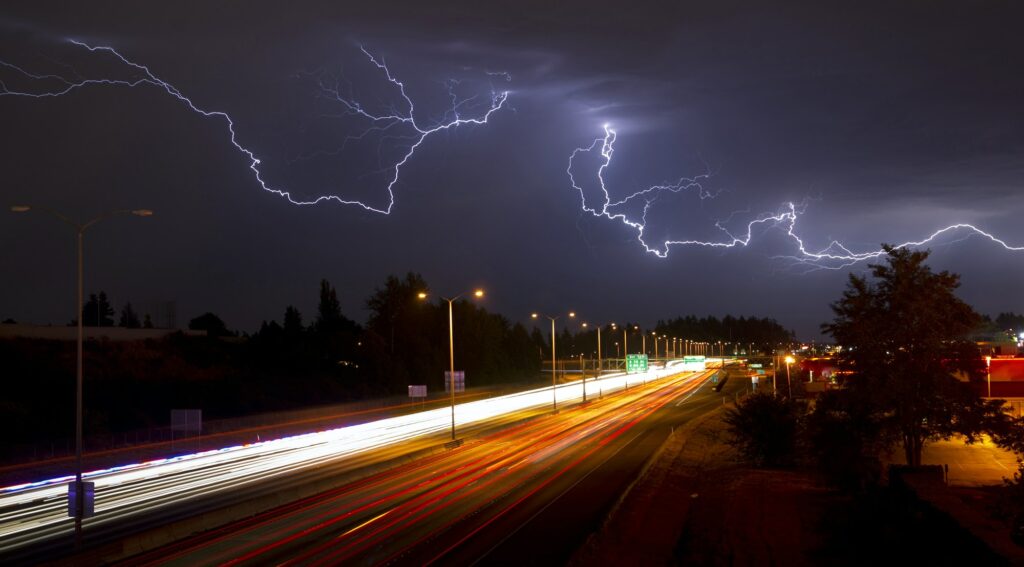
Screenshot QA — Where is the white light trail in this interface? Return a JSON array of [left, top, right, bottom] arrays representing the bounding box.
[[0, 363, 699, 555]]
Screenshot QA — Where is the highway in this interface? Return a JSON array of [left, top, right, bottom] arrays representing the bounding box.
[[118, 366, 739, 565], [0, 361, 715, 562]]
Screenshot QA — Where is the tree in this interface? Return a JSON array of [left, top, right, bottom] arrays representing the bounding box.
[[189, 312, 230, 337], [315, 279, 344, 333], [143, 313, 154, 329], [283, 306, 304, 336], [995, 312, 1024, 334], [724, 392, 800, 467], [805, 389, 886, 491], [82, 291, 115, 327], [823, 245, 1001, 467], [366, 273, 429, 354], [118, 302, 141, 328], [311, 279, 361, 369]]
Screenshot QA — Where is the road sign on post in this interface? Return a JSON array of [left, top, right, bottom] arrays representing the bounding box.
[[408, 385, 427, 398], [444, 371, 465, 393], [681, 355, 706, 371], [626, 354, 649, 374], [68, 481, 94, 518]]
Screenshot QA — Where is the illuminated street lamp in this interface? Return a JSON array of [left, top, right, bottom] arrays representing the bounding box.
[[419, 288, 485, 440], [579, 321, 599, 402], [784, 355, 795, 398], [532, 310, 575, 411], [10, 204, 152, 548]]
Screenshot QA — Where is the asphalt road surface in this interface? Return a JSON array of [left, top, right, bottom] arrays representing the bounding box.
[[119, 368, 743, 565], [0, 363, 696, 563]]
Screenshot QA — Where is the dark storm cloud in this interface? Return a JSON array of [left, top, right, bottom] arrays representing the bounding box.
[[2, 1, 1023, 339]]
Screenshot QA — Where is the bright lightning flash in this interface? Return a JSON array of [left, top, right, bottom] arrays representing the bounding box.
[[568, 124, 1024, 269], [0, 40, 509, 214]]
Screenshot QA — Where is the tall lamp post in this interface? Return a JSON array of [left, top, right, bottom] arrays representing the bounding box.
[[532, 311, 575, 412], [986, 356, 992, 398], [623, 325, 629, 359], [589, 322, 612, 377], [419, 288, 484, 440], [784, 355, 795, 398], [10, 204, 152, 548], [580, 320, 612, 402]]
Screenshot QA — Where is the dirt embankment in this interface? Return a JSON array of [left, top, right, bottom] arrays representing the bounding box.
[[571, 406, 832, 566], [572, 404, 1011, 566]]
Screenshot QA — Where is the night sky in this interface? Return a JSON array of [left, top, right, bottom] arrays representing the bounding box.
[[2, 1, 1022, 339]]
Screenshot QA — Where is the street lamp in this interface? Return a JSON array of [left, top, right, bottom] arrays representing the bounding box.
[[784, 355, 795, 398], [986, 356, 992, 398], [611, 323, 620, 366], [590, 322, 613, 377], [579, 321, 596, 403], [10, 204, 152, 548], [419, 288, 485, 440], [532, 311, 575, 412]]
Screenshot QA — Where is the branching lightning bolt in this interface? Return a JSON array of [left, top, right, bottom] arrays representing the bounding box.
[[568, 124, 1024, 268], [0, 40, 509, 214]]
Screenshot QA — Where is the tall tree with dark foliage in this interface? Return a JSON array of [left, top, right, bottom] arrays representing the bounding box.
[[823, 245, 1001, 466]]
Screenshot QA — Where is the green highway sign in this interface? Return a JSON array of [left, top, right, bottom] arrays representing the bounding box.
[[682, 355, 706, 363], [626, 354, 649, 374], [749, 363, 763, 368]]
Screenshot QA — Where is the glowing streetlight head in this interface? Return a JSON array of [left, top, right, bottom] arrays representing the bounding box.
[[417, 292, 428, 300], [131, 209, 154, 217], [473, 289, 484, 298], [531, 313, 539, 319], [785, 355, 795, 364], [10, 205, 30, 213], [568, 311, 576, 318], [581, 322, 588, 328]]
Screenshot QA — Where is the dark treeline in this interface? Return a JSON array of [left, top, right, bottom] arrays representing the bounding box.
[[1, 272, 796, 456], [987, 312, 1024, 333], [0, 274, 546, 455], [654, 315, 795, 346], [250, 274, 543, 395]]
